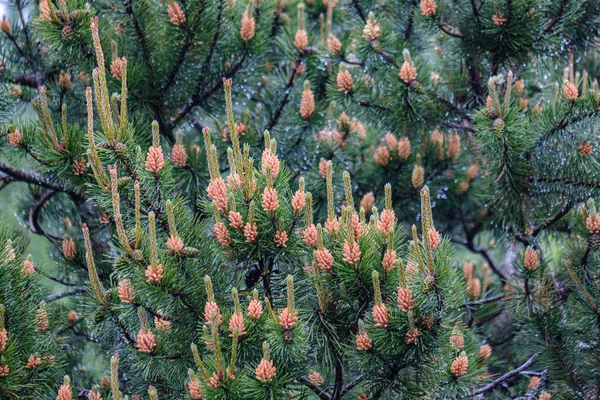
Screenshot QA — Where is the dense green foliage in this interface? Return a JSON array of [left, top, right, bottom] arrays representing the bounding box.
[[0, 0, 600, 398]]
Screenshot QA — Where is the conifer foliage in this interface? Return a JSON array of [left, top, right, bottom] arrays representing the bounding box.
[[0, 0, 599, 398], [0, 221, 61, 398]]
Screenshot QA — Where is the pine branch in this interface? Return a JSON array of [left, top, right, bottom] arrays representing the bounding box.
[[45, 275, 85, 287], [42, 287, 87, 302], [463, 293, 508, 308], [351, 0, 367, 23], [544, 0, 569, 33], [0, 161, 78, 195], [28, 191, 62, 241], [472, 354, 538, 396], [404, 0, 417, 40], [297, 376, 330, 400], [264, 57, 302, 133]]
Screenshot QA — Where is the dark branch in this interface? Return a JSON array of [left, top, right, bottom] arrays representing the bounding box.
[[472, 354, 537, 396], [42, 287, 87, 302], [0, 161, 78, 195], [297, 376, 330, 400]]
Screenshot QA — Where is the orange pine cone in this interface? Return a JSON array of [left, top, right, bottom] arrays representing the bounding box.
[[136, 329, 156, 353], [145, 146, 165, 174], [450, 355, 468, 377], [255, 359, 276, 382], [397, 287, 414, 312], [278, 307, 298, 329]]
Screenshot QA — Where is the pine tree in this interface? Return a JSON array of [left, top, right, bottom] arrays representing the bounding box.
[[0, 220, 63, 398], [0, 0, 599, 398]]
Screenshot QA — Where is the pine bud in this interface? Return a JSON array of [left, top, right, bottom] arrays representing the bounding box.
[[118, 279, 135, 303], [188, 379, 202, 399], [110, 58, 122, 80], [214, 222, 231, 246], [586, 214, 600, 233], [382, 249, 397, 273], [261, 148, 280, 177], [428, 228, 441, 249], [360, 192, 375, 213], [479, 344, 492, 361], [563, 81, 578, 101], [405, 328, 420, 344], [450, 333, 464, 350], [356, 331, 372, 351], [372, 303, 389, 328], [1, 16, 11, 34], [21, 256, 35, 276], [380, 209, 395, 234], [243, 223, 258, 242], [419, 0, 436, 16], [62, 237, 77, 259], [278, 307, 298, 329], [342, 240, 361, 264], [463, 261, 474, 281], [450, 355, 468, 377], [308, 371, 324, 386], [336, 67, 354, 94], [327, 34, 342, 54], [523, 247, 539, 270], [274, 230, 289, 247], [294, 29, 309, 51], [56, 376, 73, 400], [399, 49, 417, 83], [291, 189, 306, 215], [88, 388, 102, 400], [528, 376, 541, 390], [318, 159, 329, 179], [0, 308, 7, 351], [255, 359, 276, 382], [68, 311, 78, 322], [262, 187, 279, 213], [36, 304, 49, 332], [25, 355, 41, 369], [207, 177, 228, 212], [303, 224, 318, 248], [203, 301, 222, 326], [145, 146, 165, 174], [411, 162, 424, 189], [153, 316, 170, 333], [539, 392, 551, 400], [172, 136, 187, 167], [397, 287, 414, 312], [145, 264, 164, 283], [315, 248, 334, 272], [39, 0, 52, 20], [384, 132, 398, 151], [299, 81, 315, 120], [167, 2, 186, 26], [466, 163, 478, 180], [59, 72, 72, 90], [167, 235, 184, 253], [72, 158, 87, 176], [492, 14, 507, 26], [248, 298, 263, 320], [136, 329, 156, 353], [324, 216, 340, 235], [447, 132, 461, 160], [240, 7, 255, 42], [467, 278, 481, 299], [374, 142, 390, 166], [8, 129, 23, 147], [0, 363, 8, 377], [362, 13, 381, 41]]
